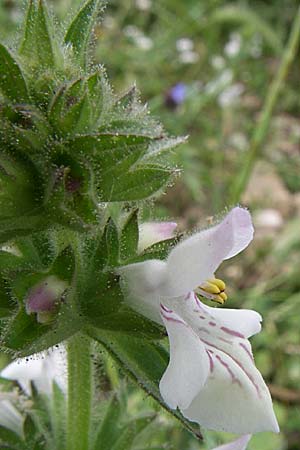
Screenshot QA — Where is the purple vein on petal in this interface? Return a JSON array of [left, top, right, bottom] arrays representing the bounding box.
[[215, 354, 242, 387], [221, 326, 245, 339], [200, 338, 261, 397], [239, 342, 254, 362]]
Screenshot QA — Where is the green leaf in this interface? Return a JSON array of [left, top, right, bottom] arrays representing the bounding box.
[[64, 0, 101, 67], [67, 134, 150, 168], [0, 43, 29, 102], [19, 0, 57, 67], [0, 425, 24, 449], [120, 210, 139, 261], [23, 415, 38, 447], [65, 134, 169, 201], [88, 328, 202, 440], [78, 272, 122, 321], [111, 415, 155, 450], [0, 214, 49, 246], [103, 166, 173, 201], [50, 383, 67, 450], [19, 0, 37, 57], [49, 78, 94, 135], [35, 0, 56, 67], [92, 396, 123, 450], [0, 274, 16, 318], [0, 251, 26, 271], [87, 308, 164, 339], [105, 219, 119, 266], [92, 396, 154, 450]]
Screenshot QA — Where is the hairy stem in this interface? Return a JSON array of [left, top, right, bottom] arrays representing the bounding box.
[[230, 5, 300, 203], [67, 334, 92, 450]]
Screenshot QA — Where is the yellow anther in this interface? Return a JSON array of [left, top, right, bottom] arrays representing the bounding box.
[[208, 278, 226, 291], [219, 292, 228, 301], [212, 294, 225, 305], [201, 281, 221, 295], [198, 277, 228, 305]]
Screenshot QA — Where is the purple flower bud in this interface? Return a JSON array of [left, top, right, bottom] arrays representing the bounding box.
[[26, 276, 67, 322], [165, 83, 186, 109]]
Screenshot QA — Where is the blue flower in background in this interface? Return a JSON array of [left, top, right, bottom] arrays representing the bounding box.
[[165, 82, 187, 108]]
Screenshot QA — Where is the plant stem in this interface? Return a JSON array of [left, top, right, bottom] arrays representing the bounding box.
[[229, 5, 300, 204], [67, 334, 92, 450]]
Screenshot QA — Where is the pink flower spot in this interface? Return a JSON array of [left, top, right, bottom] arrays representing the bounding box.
[[209, 321, 217, 327]]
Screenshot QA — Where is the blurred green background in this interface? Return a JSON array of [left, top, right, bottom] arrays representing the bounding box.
[[1, 0, 300, 449]]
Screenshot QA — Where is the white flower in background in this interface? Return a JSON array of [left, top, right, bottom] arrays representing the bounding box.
[[138, 221, 177, 252], [249, 34, 263, 58], [0, 346, 66, 437], [0, 396, 23, 436], [224, 33, 242, 58], [1, 345, 67, 395], [254, 209, 283, 230], [176, 38, 199, 64], [179, 50, 199, 64], [120, 207, 279, 434], [176, 38, 194, 52], [123, 25, 153, 50], [229, 132, 248, 152], [135, 0, 152, 11], [211, 55, 226, 70], [218, 83, 244, 108], [205, 69, 233, 96]]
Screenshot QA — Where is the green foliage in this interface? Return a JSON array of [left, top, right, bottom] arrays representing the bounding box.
[[64, 0, 102, 68], [0, 209, 181, 356], [0, 0, 181, 240], [89, 328, 202, 441], [0, 43, 29, 102]]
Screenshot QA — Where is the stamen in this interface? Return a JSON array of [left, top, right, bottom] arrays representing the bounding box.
[[197, 277, 228, 305], [201, 281, 221, 295], [208, 278, 226, 291]]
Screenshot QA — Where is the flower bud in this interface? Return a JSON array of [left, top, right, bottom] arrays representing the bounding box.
[[138, 221, 177, 252], [26, 276, 68, 323]]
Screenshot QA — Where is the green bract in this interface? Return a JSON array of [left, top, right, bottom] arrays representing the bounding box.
[[0, 0, 183, 239]]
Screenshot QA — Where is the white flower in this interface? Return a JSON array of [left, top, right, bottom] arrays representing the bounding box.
[[224, 33, 242, 58], [0, 398, 23, 437], [176, 38, 194, 52], [0, 346, 66, 437], [135, 0, 152, 11], [218, 83, 244, 108], [1, 345, 67, 396], [179, 50, 199, 64], [119, 207, 279, 434]]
